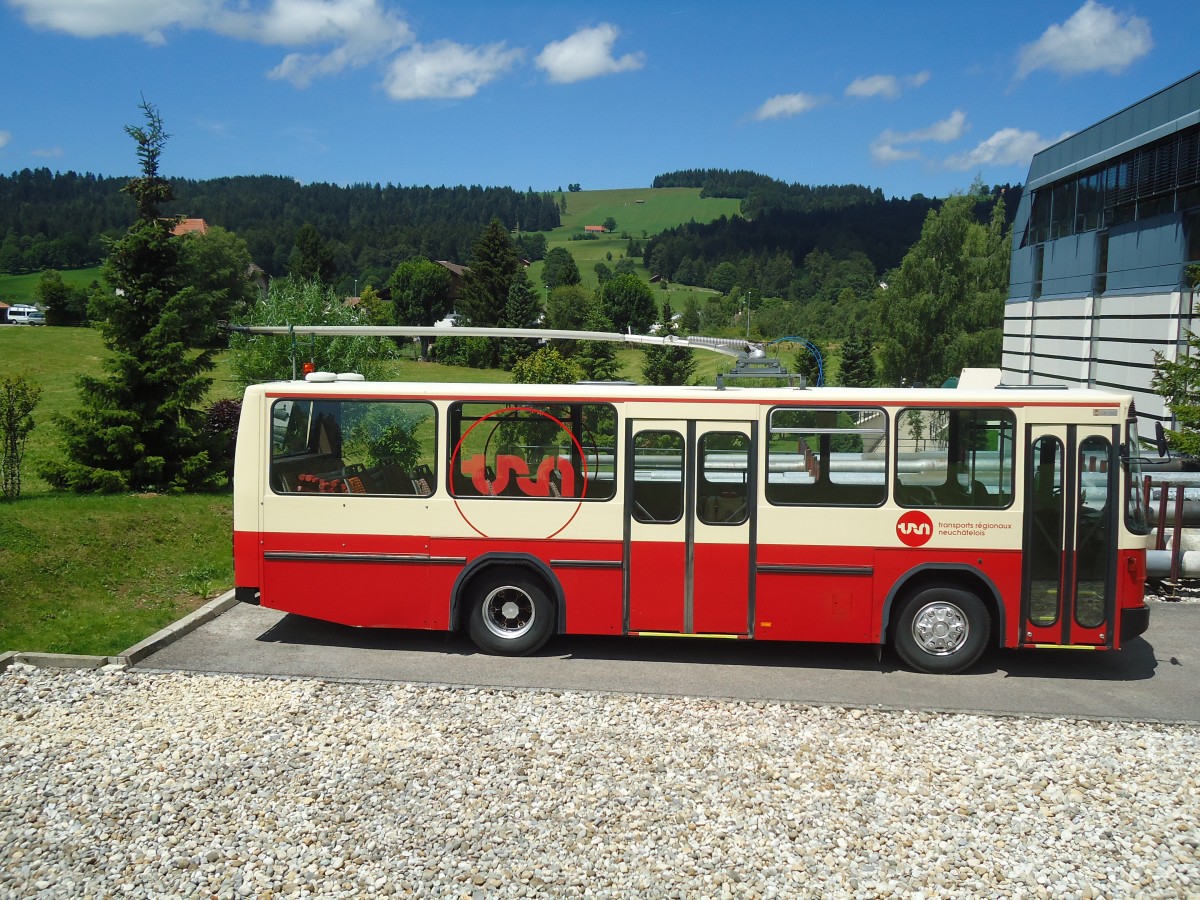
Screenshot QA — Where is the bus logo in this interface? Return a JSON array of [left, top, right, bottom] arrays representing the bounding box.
[[896, 511, 933, 547]]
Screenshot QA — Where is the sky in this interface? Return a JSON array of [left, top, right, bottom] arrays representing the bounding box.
[[1, 0, 1197, 200]]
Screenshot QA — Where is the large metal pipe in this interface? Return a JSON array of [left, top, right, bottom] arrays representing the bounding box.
[[1146, 549, 1200, 578]]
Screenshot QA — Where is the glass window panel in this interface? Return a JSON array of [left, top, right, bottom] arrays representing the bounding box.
[[766, 407, 886, 506], [1051, 181, 1076, 239], [1076, 436, 1113, 629], [270, 399, 437, 496], [895, 408, 1015, 509], [1027, 437, 1064, 627], [697, 432, 749, 525], [632, 431, 683, 523], [449, 402, 617, 501]]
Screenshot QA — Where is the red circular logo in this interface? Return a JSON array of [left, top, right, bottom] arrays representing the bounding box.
[[896, 511, 933, 547]]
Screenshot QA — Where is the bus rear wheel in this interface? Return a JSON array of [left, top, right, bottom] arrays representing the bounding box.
[[467, 570, 554, 656], [893, 586, 990, 674]]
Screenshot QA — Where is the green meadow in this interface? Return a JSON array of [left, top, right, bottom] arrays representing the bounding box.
[[0, 266, 103, 306]]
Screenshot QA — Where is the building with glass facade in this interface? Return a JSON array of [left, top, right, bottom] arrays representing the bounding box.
[[1003, 70, 1200, 428]]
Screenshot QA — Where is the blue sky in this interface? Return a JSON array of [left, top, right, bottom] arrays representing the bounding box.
[[2, 1, 1196, 199]]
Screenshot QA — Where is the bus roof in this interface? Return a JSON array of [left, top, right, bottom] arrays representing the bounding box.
[[247, 375, 1131, 410]]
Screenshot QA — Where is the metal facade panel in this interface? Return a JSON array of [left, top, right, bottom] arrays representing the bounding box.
[[1041, 235, 1095, 298]]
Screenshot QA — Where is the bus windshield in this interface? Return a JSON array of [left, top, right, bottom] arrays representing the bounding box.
[[1125, 418, 1151, 536]]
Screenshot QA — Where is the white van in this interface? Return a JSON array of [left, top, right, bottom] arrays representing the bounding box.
[[7, 305, 45, 325]]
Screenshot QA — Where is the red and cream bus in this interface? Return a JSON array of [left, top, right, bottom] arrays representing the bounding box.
[[232, 369, 1151, 673]]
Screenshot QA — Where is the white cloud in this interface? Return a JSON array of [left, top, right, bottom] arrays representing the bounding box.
[[0, 131, 11, 149], [1017, 1, 1152, 79], [383, 41, 522, 100], [845, 71, 931, 100], [536, 23, 644, 84], [753, 93, 823, 121], [872, 110, 968, 163], [944, 128, 1064, 170], [7, 0, 210, 43], [10, 0, 415, 85], [32, 146, 66, 158]]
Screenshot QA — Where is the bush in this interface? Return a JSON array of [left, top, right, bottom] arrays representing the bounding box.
[[0, 375, 42, 501], [204, 398, 242, 480]]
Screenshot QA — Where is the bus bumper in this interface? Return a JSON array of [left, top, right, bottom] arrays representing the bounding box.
[[1121, 605, 1150, 642]]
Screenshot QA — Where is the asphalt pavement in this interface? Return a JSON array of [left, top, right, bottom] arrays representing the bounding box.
[[136, 600, 1200, 723]]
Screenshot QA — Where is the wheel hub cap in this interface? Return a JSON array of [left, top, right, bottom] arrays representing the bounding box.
[[911, 602, 968, 656]]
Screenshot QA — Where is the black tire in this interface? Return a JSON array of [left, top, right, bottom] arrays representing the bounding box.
[[466, 570, 555, 656], [893, 586, 990, 674]]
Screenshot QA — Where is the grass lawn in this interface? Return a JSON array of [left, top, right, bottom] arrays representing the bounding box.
[[0, 266, 103, 306], [0, 326, 247, 655], [555, 188, 741, 238], [0, 493, 235, 656]]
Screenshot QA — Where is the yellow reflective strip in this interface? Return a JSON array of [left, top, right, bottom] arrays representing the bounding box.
[[1031, 643, 1098, 650], [634, 631, 743, 640]]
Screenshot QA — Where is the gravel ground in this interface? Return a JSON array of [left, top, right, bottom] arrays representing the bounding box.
[[2, 665, 1198, 899]]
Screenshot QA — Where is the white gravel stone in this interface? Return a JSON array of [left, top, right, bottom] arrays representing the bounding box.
[[1, 665, 1198, 899]]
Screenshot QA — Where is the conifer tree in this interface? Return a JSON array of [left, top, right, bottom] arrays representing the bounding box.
[[838, 330, 877, 387], [499, 272, 542, 369], [458, 218, 524, 367], [459, 218, 522, 329], [642, 299, 696, 386], [44, 101, 223, 492], [576, 305, 622, 381]]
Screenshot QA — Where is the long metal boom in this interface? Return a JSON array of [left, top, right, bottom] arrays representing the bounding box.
[[226, 324, 748, 359]]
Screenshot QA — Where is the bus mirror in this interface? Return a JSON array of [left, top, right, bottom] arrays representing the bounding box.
[[1155, 422, 1169, 458]]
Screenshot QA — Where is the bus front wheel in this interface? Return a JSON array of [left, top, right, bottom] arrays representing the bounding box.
[[466, 570, 555, 656], [893, 586, 990, 674]]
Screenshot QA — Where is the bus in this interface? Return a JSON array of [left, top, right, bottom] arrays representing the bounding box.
[[232, 368, 1152, 674]]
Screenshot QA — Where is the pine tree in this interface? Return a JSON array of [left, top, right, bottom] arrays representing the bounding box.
[[838, 330, 876, 387], [499, 272, 542, 369], [576, 304, 622, 381], [43, 101, 223, 492], [459, 218, 521, 329], [459, 218, 523, 368], [642, 299, 696, 386]]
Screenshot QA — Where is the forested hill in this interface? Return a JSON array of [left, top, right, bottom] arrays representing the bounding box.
[[0, 169, 561, 276], [653, 168, 888, 219], [646, 168, 1021, 281]]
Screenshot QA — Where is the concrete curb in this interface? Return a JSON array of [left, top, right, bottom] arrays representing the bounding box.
[[1, 589, 239, 673], [115, 589, 240, 666]]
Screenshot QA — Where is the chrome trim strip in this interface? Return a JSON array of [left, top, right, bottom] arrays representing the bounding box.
[[264, 551, 467, 565], [757, 564, 874, 577]]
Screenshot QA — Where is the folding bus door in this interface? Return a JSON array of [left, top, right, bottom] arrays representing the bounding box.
[[625, 419, 756, 636], [1022, 424, 1119, 648]]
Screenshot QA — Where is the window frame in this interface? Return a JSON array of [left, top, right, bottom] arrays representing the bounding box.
[[765, 405, 889, 508]]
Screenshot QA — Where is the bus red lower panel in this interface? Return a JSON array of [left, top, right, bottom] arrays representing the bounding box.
[[692, 543, 751, 634], [554, 566, 624, 634], [258, 532, 445, 629], [628, 540, 685, 632], [754, 545, 875, 643]]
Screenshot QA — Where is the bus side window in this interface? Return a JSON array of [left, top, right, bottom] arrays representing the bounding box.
[[270, 399, 437, 497], [766, 407, 887, 507], [894, 408, 1015, 509], [632, 431, 683, 523]]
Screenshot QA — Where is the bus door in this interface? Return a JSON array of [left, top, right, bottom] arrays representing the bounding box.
[[1022, 424, 1119, 648], [625, 419, 756, 635]]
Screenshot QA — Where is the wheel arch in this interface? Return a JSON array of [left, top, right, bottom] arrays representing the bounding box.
[[880, 563, 1006, 648], [450, 553, 566, 634]]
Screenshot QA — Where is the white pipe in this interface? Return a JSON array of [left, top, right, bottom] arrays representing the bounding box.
[[1146, 549, 1200, 578]]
